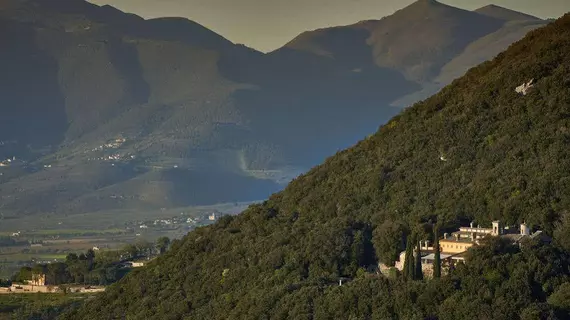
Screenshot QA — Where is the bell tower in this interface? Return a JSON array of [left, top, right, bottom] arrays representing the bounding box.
[[492, 221, 501, 236], [520, 222, 530, 236]]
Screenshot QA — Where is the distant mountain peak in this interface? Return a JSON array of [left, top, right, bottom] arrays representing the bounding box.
[[283, 0, 506, 82], [407, 0, 444, 8], [475, 4, 541, 21], [397, 0, 474, 17], [416, 0, 439, 3]]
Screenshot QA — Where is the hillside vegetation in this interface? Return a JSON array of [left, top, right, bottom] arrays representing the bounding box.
[[62, 13, 570, 320]]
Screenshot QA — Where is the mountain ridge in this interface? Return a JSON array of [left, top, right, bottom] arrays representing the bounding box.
[[284, 0, 509, 82]]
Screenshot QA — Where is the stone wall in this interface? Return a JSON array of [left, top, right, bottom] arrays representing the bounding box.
[[9, 284, 60, 293]]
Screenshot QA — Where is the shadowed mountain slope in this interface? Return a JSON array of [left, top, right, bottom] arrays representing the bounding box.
[[391, 18, 548, 107], [62, 14, 570, 320], [0, 0, 552, 222], [283, 0, 547, 109], [0, 0, 417, 218]]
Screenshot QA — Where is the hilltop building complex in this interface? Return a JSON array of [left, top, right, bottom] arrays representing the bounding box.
[[381, 221, 551, 278]]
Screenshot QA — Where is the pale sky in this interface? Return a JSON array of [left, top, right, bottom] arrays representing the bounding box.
[[89, 0, 569, 52]]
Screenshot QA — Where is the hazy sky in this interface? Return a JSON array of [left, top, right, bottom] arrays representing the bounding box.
[[89, 0, 569, 52]]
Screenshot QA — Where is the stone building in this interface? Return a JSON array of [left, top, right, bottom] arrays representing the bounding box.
[[29, 273, 47, 286], [383, 221, 550, 278]]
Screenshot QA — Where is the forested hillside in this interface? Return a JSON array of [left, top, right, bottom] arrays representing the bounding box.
[[61, 13, 570, 320]]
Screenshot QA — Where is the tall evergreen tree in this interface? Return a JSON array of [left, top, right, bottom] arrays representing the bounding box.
[[349, 230, 365, 275], [414, 240, 423, 280], [433, 226, 441, 278], [402, 233, 415, 281]]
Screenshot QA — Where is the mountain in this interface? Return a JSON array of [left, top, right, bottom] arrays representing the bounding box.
[[63, 14, 570, 319], [391, 17, 548, 107], [283, 0, 547, 107], [284, 0, 505, 82], [0, 0, 417, 220]]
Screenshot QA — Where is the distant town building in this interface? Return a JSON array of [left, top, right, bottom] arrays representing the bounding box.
[[209, 212, 226, 221]]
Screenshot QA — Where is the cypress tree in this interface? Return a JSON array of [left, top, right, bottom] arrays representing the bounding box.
[[402, 233, 415, 281], [414, 239, 423, 280], [433, 226, 441, 278], [349, 230, 365, 275]]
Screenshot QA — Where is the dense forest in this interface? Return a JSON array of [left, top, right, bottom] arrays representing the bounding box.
[[56, 13, 570, 320]]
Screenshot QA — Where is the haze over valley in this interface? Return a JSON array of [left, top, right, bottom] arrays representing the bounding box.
[[0, 0, 550, 226]]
